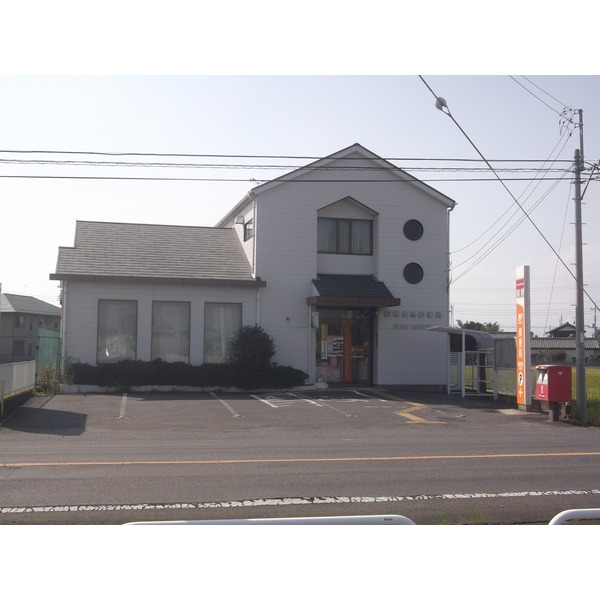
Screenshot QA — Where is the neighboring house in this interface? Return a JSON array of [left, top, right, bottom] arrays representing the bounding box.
[[546, 322, 576, 338], [0, 293, 61, 363], [492, 332, 600, 365], [50, 143, 457, 389]]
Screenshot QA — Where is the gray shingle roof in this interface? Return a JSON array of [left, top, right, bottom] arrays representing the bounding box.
[[1, 293, 61, 316], [51, 221, 262, 285], [531, 338, 599, 350], [492, 333, 599, 350]]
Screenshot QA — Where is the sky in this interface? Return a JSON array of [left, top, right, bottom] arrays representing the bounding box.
[[1, 3, 600, 338]]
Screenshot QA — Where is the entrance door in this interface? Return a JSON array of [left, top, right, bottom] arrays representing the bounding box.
[[316, 309, 373, 385]]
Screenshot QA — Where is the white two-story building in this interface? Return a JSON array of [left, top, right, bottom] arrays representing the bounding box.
[[51, 143, 456, 390]]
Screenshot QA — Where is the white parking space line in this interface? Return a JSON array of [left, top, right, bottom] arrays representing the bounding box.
[[351, 390, 390, 401], [211, 393, 243, 418], [252, 394, 323, 409], [117, 393, 128, 420], [293, 393, 357, 417]]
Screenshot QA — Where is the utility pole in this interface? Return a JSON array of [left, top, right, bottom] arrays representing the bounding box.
[[574, 109, 587, 425]]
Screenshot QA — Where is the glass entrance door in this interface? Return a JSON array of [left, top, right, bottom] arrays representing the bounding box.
[[316, 309, 373, 385]]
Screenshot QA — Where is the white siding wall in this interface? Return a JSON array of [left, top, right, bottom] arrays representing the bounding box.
[[374, 184, 451, 385], [252, 156, 452, 387], [62, 280, 257, 365]]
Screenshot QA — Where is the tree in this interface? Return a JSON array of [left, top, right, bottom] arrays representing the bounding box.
[[456, 320, 502, 333]]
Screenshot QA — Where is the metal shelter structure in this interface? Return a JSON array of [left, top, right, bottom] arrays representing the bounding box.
[[427, 326, 495, 397]]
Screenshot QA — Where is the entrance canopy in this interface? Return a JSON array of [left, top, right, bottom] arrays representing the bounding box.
[[307, 274, 401, 308]]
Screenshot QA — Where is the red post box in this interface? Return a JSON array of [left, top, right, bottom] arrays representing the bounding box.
[[535, 365, 572, 421]]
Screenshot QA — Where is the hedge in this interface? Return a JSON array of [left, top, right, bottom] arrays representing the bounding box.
[[68, 359, 307, 390]]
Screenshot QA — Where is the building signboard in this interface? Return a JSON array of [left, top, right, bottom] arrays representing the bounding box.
[[516, 265, 532, 407]]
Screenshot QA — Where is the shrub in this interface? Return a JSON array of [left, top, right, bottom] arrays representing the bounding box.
[[228, 325, 275, 371], [67, 325, 307, 390], [68, 359, 306, 390], [34, 364, 59, 396], [268, 365, 308, 389]]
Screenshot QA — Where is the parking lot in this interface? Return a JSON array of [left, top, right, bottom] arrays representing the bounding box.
[[4, 388, 600, 526], [0, 388, 534, 441]]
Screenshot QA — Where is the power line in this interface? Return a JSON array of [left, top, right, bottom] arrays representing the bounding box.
[[0, 148, 575, 162], [419, 76, 580, 289], [520, 76, 572, 112], [0, 174, 578, 183], [451, 124, 574, 255], [509, 76, 568, 116], [0, 157, 572, 175]]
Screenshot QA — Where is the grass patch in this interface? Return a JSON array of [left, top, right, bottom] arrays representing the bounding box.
[[468, 366, 600, 426]]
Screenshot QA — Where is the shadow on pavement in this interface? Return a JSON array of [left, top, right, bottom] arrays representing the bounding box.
[[1, 406, 87, 436]]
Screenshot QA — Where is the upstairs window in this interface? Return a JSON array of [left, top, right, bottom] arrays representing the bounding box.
[[318, 218, 372, 255]]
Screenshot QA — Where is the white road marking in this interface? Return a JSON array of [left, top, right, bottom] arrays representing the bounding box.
[[253, 394, 322, 408], [352, 390, 389, 401], [211, 393, 243, 418], [3, 488, 599, 515], [303, 397, 356, 418], [117, 393, 128, 419]]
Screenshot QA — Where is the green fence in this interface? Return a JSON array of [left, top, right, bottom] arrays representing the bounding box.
[[35, 326, 61, 385]]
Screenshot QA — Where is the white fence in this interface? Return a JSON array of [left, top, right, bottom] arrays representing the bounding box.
[[0, 360, 35, 417]]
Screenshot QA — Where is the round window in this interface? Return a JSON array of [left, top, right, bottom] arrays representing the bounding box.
[[403, 219, 423, 241], [403, 262, 424, 284]]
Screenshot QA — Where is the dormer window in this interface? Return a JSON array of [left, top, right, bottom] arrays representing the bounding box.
[[317, 217, 372, 255]]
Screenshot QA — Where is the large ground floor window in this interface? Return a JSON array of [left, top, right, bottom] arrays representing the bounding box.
[[316, 308, 373, 385], [204, 302, 242, 363], [97, 300, 137, 363], [152, 301, 190, 363]]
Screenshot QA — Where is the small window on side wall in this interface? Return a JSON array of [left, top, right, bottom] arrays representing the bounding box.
[[403, 219, 424, 241], [403, 262, 424, 284], [244, 219, 254, 241]]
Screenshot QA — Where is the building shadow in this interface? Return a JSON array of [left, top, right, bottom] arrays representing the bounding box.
[[2, 406, 87, 436]]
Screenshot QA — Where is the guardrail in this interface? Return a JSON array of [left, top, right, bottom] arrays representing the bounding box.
[[0, 360, 35, 418], [124, 515, 417, 525], [548, 508, 600, 525]]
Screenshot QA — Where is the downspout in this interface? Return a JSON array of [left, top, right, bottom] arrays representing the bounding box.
[[60, 281, 67, 368], [461, 329, 466, 398], [251, 196, 260, 326], [447, 204, 456, 396], [308, 306, 314, 384]]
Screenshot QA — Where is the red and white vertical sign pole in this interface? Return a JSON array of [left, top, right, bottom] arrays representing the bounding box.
[[516, 265, 532, 408]]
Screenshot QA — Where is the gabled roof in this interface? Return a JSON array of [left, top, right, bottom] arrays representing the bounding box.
[[216, 143, 457, 226], [1, 293, 61, 316], [547, 322, 576, 337], [307, 274, 401, 308], [50, 221, 265, 287]]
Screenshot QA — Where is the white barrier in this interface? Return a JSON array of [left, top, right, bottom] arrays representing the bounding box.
[[125, 515, 417, 525], [548, 508, 600, 525], [0, 360, 35, 417]]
